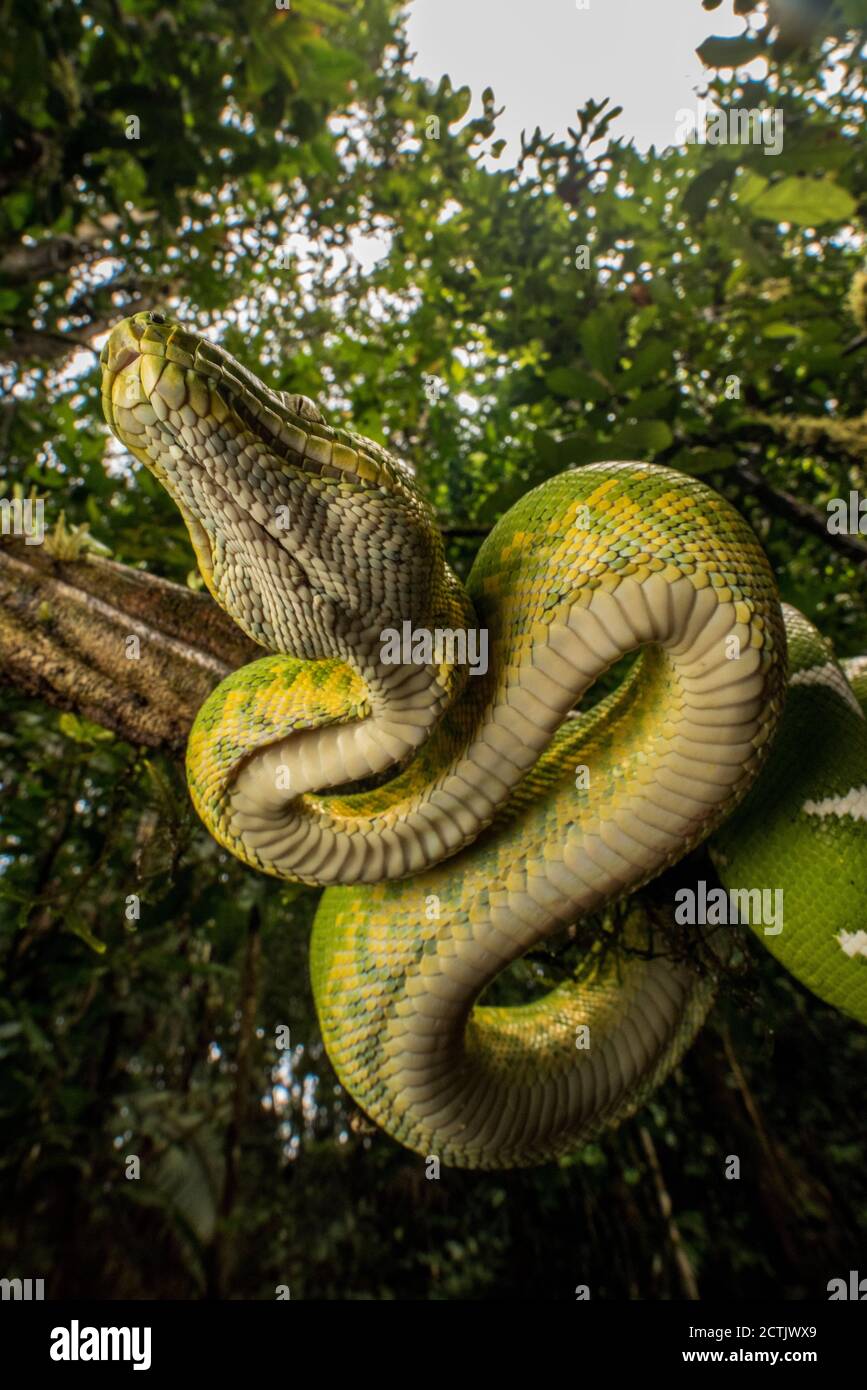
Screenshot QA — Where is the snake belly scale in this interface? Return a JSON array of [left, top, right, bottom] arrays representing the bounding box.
[[100, 311, 867, 1169]]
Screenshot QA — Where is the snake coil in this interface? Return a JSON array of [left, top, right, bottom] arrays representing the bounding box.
[[101, 311, 867, 1169]]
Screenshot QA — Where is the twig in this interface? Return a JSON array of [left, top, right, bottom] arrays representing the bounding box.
[[638, 1125, 700, 1301]]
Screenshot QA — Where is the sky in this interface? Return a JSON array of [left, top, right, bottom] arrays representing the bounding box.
[[404, 0, 759, 160]]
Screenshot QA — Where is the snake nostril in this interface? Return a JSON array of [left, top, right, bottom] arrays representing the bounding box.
[[147, 311, 166, 325]]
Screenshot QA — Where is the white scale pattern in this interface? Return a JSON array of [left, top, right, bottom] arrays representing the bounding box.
[[802, 784, 867, 822], [790, 660, 863, 716]]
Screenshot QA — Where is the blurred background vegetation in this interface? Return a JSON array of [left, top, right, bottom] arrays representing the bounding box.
[[2, 0, 867, 1299]]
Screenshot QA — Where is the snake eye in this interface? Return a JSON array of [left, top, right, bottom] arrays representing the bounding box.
[[147, 311, 166, 325]]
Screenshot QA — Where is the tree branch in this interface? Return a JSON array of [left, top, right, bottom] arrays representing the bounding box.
[[734, 461, 867, 567], [0, 538, 260, 750]]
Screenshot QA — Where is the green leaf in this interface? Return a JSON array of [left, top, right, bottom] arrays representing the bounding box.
[[682, 162, 733, 221], [630, 304, 660, 337], [3, 191, 33, 230], [731, 169, 769, 208], [579, 309, 618, 381], [152, 1141, 220, 1244], [670, 446, 737, 476], [105, 155, 148, 207], [724, 262, 751, 298], [630, 387, 677, 419], [608, 420, 673, 456], [58, 712, 115, 745], [246, 44, 277, 97], [450, 85, 472, 123], [543, 433, 607, 468], [545, 367, 609, 400], [750, 177, 857, 226], [616, 341, 672, 390], [762, 322, 804, 339], [724, 223, 772, 272]]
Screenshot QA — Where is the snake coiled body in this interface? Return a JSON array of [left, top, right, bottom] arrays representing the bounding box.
[[101, 312, 867, 1169]]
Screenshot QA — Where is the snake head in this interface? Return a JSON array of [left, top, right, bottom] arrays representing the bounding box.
[[100, 311, 472, 687]]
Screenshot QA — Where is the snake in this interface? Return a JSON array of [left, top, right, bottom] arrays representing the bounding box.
[[100, 310, 867, 1169]]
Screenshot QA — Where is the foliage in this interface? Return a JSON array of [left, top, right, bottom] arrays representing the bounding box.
[[2, 0, 867, 1298]]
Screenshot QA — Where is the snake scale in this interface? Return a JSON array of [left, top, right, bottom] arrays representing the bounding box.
[[101, 310, 867, 1169]]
